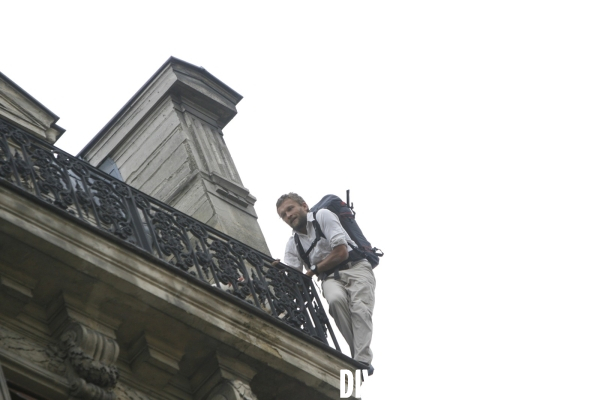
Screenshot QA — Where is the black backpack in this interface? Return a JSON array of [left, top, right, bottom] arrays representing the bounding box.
[[310, 191, 383, 268], [293, 191, 383, 274]]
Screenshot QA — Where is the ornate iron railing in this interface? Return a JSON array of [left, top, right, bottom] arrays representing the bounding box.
[[0, 117, 341, 352]]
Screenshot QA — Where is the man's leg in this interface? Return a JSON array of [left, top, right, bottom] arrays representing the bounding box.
[[342, 260, 376, 364], [322, 277, 354, 357]]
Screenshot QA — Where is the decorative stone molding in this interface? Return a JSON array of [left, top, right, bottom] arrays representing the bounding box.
[[47, 293, 121, 343], [113, 382, 152, 400], [0, 325, 66, 376], [208, 380, 258, 400], [129, 333, 184, 389], [0, 71, 65, 144], [0, 274, 34, 317], [58, 323, 120, 400], [193, 353, 258, 400], [209, 172, 255, 208]]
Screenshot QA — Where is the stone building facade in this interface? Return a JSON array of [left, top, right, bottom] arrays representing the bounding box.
[[0, 59, 361, 400]]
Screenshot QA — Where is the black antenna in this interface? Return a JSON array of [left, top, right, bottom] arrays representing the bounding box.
[[346, 189, 354, 212]]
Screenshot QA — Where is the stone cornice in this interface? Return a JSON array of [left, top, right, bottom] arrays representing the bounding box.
[[0, 71, 64, 144]]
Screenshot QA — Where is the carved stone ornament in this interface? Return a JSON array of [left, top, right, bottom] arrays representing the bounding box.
[[58, 323, 120, 400], [113, 382, 151, 400], [0, 325, 65, 376], [208, 380, 258, 400]]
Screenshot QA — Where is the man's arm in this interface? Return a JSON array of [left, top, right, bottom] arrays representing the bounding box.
[[311, 243, 348, 275], [305, 210, 351, 276], [272, 238, 304, 273]]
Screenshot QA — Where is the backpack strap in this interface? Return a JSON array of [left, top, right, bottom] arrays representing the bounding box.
[[294, 211, 324, 268], [294, 210, 363, 280], [293, 233, 311, 267], [309, 211, 343, 279], [345, 241, 366, 262]]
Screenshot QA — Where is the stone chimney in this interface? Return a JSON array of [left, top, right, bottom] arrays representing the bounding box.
[[79, 57, 270, 255]]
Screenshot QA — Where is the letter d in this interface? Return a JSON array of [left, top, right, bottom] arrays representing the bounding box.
[[340, 369, 353, 398]]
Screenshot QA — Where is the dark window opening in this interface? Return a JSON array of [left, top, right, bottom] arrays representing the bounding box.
[[98, 156, 124, 181], [1, 364, 50, 400]]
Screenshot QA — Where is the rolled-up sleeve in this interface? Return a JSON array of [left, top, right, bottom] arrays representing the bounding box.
[[318, 210, 348, 248]]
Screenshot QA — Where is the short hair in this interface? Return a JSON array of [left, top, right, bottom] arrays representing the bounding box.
[[276, 192, 306, 209]]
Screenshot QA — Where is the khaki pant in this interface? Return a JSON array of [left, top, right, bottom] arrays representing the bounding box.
[[322, 259, 376, 364]]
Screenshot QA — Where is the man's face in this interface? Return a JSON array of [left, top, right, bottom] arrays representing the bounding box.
[[277, 198, 309, 232]]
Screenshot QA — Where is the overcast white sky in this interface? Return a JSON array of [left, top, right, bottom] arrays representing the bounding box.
[[3, 1, 600, 399]]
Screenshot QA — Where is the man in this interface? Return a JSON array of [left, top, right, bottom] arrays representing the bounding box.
[[275, 193, 376, 374]]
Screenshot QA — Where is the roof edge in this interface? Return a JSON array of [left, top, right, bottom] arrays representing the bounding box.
[[0, 70, 65, 135]]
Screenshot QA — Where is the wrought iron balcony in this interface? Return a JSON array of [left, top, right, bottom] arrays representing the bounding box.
[[0, 116, 341, 352]]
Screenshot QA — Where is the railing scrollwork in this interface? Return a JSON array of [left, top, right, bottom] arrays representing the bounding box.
[[0, 117, 340, 352]]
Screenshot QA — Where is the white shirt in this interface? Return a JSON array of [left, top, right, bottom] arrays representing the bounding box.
[[283, 209, 357, 272]]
